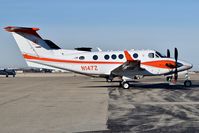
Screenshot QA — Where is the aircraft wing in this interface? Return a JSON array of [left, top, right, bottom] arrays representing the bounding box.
[[111, 60, 144, 77], [111, 50, 144, 77]]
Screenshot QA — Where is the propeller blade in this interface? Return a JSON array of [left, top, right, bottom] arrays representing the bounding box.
[[167, 49, 170, 58], [174, 68, 178, 81], [174, 47, 178, 61], [174, 47, 178, 81]]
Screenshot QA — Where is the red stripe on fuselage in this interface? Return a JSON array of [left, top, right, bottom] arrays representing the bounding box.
[[23, 54, 175, 69]]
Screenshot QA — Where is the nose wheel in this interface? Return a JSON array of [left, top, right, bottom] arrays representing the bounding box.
[[184, 80, 192, 87]]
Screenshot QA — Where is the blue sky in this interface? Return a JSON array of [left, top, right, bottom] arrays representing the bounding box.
[[0, 0, 199, 70]]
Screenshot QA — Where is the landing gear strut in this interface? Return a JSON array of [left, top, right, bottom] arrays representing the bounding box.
[[166, 76, 172, 82]]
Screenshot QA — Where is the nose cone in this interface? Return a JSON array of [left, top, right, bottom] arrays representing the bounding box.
[[183, 61, 193, 70], [178, 60, 193, 71]]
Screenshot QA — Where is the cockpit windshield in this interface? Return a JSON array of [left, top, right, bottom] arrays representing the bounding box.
[[155, 51, 166, 58]]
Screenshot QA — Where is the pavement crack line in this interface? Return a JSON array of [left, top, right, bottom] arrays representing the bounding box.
[[0, 94, 30, 107]]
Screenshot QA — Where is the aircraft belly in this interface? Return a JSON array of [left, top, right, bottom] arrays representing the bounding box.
[[29, 60, 117, 75]]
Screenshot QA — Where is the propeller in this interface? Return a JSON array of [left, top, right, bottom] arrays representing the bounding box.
[[166, 48, 179, 82], [167, 49, 170, 58]]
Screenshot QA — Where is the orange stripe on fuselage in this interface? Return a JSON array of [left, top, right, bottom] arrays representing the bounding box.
[[23, 54, 123, 64], [23, 54, 175, 69], [142, 60, 175, 69]]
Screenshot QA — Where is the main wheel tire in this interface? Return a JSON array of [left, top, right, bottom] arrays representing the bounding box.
[[122, 82, 130, 89], [184, 80, 192, 87], [6, 74, 8, 78]]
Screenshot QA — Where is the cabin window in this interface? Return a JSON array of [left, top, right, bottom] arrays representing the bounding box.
[[148, 53, 154, 58], [133, 53, 138, 58], [93, 55, 98, 60], [104, 55, 110, 60], [79, 56, 85, 60], [118, 54, 124, 59], [111, 54, 117, 60]]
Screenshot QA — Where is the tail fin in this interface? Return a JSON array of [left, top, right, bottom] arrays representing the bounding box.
[[4, 26, 61, 56], [4, 26, 61, 69]]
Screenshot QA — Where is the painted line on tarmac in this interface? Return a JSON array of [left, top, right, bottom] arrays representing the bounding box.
[[140, 102, 199, 105]]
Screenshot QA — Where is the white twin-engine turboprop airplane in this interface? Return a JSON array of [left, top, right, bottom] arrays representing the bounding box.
[[4, 26, 193, 89]]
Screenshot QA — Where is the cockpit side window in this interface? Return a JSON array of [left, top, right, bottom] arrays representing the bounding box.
[[148, 53, 154, 58], [155, 54, 160, 58], [155, 51, 166, 58]]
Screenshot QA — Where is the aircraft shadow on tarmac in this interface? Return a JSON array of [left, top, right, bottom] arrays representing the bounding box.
[[82, 82, 199, 90], [107, 104, 199, 133], [81, 80, 199, 132], [106, 82, 199, 132]]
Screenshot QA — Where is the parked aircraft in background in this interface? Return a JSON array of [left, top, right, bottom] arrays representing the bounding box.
[[4, 26, 193, 89], [0, 69, 16, 77]]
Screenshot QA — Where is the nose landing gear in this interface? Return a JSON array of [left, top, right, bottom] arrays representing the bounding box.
[[184, 73, 192, 87], [166, 72, 192, 87]]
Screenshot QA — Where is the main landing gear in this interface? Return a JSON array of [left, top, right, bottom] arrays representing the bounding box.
[[122, 81, 130, 89], [119, 81, 130, 89], [106, 75, 131, 89]]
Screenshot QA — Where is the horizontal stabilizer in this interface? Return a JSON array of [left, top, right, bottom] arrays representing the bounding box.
[[4, 26, 41, 38]]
